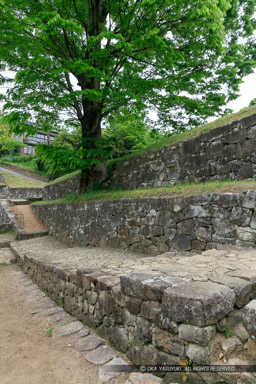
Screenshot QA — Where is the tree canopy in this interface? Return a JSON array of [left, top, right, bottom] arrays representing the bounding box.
[[0, 0, 255, 188]]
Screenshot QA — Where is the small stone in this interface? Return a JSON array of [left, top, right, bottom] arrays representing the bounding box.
[[173, 234, 192, 251], [48, 311, 76, 325], [152, 327, 184, 357], [208, 274, 254, 308], [42, 306, 63, 316], [52, 321, 84, 338], [186, 343, 211, 365], [73, 327, 90, 339], [125, 372, 163, 383], [140, 301, 160, 321], [236, 228, 256, 243], [243, 300, 256, 339], [242, 191, 256, 209], [178, 324, 216, 346], [83, 345, 116, 365], [221, 336, 242, 357], [109, 326, 129, 353], [212, 218, 237, 235], [98, 357, 129, 384], [126, 297, 142, 315], [75, 335, 104, 352], [234, 323, 249, 343]]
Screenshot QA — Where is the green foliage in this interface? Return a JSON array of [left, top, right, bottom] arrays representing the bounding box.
[[103, 110, 168, 158], [0, 0, 255, 132], [46, 327, 54, 337], [249, 98, 256, 106], [222, 328, 235, 338], [60, 298, 64, 308], [0, 122, 25, 156], [35, 138, 113, 180]]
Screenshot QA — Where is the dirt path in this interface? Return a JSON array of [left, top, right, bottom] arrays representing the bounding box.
[[0, 263, 128, 384]]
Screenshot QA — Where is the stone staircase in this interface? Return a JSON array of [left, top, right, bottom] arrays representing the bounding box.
[[1, 199, 48, 239]]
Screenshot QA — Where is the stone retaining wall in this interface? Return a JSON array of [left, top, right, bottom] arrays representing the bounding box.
[[0, 202, 10, 225], [0, 173, 43, 200], [43, 173, 80, 200], [33, 191, 256, 254], [13, 249, 256, 384], [111, 114, 256, 190], [8, 187, 43, 200]]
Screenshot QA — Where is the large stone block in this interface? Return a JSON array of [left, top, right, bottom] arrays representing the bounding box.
[[120, 273, 172, 301], [208, 274, 254, 308], [162, 281, 236, 326], [243, 300, 256, 340]]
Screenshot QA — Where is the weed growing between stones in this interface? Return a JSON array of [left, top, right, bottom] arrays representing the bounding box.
[[222, 328, 235, 338]]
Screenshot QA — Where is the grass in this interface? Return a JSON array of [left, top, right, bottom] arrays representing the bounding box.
[[46, 170, 81, 186], [0, 263, 9, 272], [106, 104, 256, 171], [0, 170, 44, 188], [46, 327, 54, 337], [0, 154, 46, 176], [33, 179, 256, 206]]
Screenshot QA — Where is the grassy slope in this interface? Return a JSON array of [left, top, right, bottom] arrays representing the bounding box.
[[0, 156, 46, 176], [1, 171, 44, 188], [46, 170, 81, 185], [107, 104, 256, 170], [34, 179, 256, 205]]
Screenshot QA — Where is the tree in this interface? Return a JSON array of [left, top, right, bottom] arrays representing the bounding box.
[[0, 121, 25, 156], [0, 0, 255, 190], [103, 110, 156, 158]]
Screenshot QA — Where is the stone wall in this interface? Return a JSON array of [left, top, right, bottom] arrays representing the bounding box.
[[43, 173, 80, 200], [111, 114, 256, 190], [0, 173, 43, 200], [8, 187, 43, 200], [0, 201, 11, 232], [32, 191, 256, 254], [14, 249, 256, 384]]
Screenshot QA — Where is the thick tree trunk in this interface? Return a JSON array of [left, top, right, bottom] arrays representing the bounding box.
[[79, 104, 107, 194]]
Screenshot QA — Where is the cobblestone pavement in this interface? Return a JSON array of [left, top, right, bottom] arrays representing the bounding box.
[[0, 245, 164, 384], [10, 235, 256, 283]]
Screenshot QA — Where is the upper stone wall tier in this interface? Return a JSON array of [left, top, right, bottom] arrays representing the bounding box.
[[32, 191, 256, 255], [43, 174, 80, 201], [111, 114, 256, 190]]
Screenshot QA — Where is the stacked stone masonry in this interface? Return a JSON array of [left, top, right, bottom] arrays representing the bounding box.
[[43, 173, 80, 201], [12, 242, 256, 384], [33, 191, 256, 254], [0, 174, 43, 200], [111, 113, 256, 190]]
